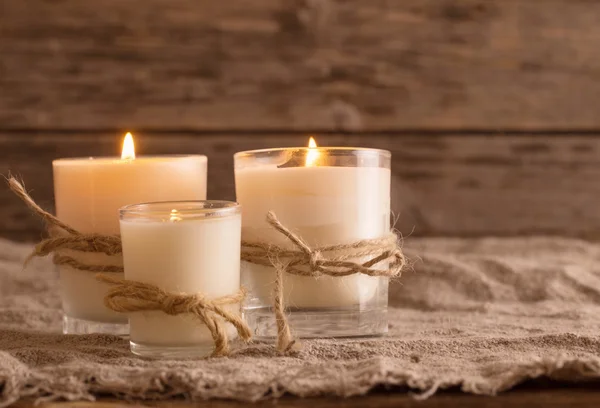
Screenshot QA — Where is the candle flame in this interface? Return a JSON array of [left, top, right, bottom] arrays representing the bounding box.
[[305, 137, 319, 167], [121, 132, 136, 160], [170, 209, 182, 222]]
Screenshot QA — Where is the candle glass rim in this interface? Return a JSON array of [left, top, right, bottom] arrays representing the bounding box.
[[52, 155, 207, 165], [234, 146, 390, 159], [120, 200, 240, 221], [234, 147, 390, 169]]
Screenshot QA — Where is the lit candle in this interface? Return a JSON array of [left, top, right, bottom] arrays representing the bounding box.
[[234, 139, 391, 338], [119, 201, 242, 358], [53, 133, 207, 335]]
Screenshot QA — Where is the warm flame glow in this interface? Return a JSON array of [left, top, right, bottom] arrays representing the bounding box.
[[305, 137, 320, 167], [121, 132, 136, 160], [170, 209, 182, 222]]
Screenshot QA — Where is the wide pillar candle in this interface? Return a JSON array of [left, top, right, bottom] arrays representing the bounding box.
[[53, 151, 207, 334], [234, 143, 391, 338]]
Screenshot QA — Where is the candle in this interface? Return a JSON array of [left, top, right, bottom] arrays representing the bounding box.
[[53, 133, 207, 335], [234, 139, 391, 338], [119, 201, 242, 358]]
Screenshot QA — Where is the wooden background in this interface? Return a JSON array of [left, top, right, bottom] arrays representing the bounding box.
[[2, 0, 600, 241]]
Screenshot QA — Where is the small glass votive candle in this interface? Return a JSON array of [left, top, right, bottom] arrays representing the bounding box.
[[119, 201, 241, 358], [234, 145, 391, 339]]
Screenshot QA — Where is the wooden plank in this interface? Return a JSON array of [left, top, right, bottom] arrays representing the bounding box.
[[2, 132, 600, 241], [2, 0, 600, 131], [12, 388, 600, 408]]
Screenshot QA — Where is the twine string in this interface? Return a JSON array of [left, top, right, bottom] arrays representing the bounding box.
[[97, 274, 251, 357], [9, 177, 249, 356], [7, 177, 122, 269], [241, 211, 406, 353]]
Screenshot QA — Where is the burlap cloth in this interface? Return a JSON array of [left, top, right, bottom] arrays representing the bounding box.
[[2, 236, 600, 406]]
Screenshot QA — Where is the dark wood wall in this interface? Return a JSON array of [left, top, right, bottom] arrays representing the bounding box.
[[3, 0, 600, 131], [1, 0, 599, 241]]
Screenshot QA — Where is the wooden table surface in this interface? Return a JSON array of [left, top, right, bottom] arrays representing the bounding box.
[[13, 387, 600, 408]]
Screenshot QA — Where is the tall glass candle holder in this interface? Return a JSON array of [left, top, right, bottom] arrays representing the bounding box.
[[53, 155, 207, 336], [119, 201, 242, 358], [234, 146, 391, 339]]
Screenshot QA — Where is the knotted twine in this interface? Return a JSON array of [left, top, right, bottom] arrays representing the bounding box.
[[8, 177, 250, 356], [241, 211, 406, 353], [97, 275, 252, 356]]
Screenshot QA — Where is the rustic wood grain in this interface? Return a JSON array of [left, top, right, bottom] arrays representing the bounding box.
[[12, 388, 600, 408], [2, 132, 600, 241], [2, 0, 600, 131]]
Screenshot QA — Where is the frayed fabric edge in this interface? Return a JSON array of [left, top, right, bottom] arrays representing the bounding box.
[[2, 355, 600, 406]]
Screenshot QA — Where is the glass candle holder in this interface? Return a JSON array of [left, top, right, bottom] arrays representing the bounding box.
[[234, 147, 391, 339], [53, 155, 207, 336], [119, 201, 241, 358]]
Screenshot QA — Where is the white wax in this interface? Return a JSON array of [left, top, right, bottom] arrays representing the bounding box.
[[120, 213, 241, 347], [235, 165, 390, 308], [53, 156, 207, 323]]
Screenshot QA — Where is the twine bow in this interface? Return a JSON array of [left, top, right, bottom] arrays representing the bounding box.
[[97, 274, 251, 357], [241, 211, 406, 353]]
